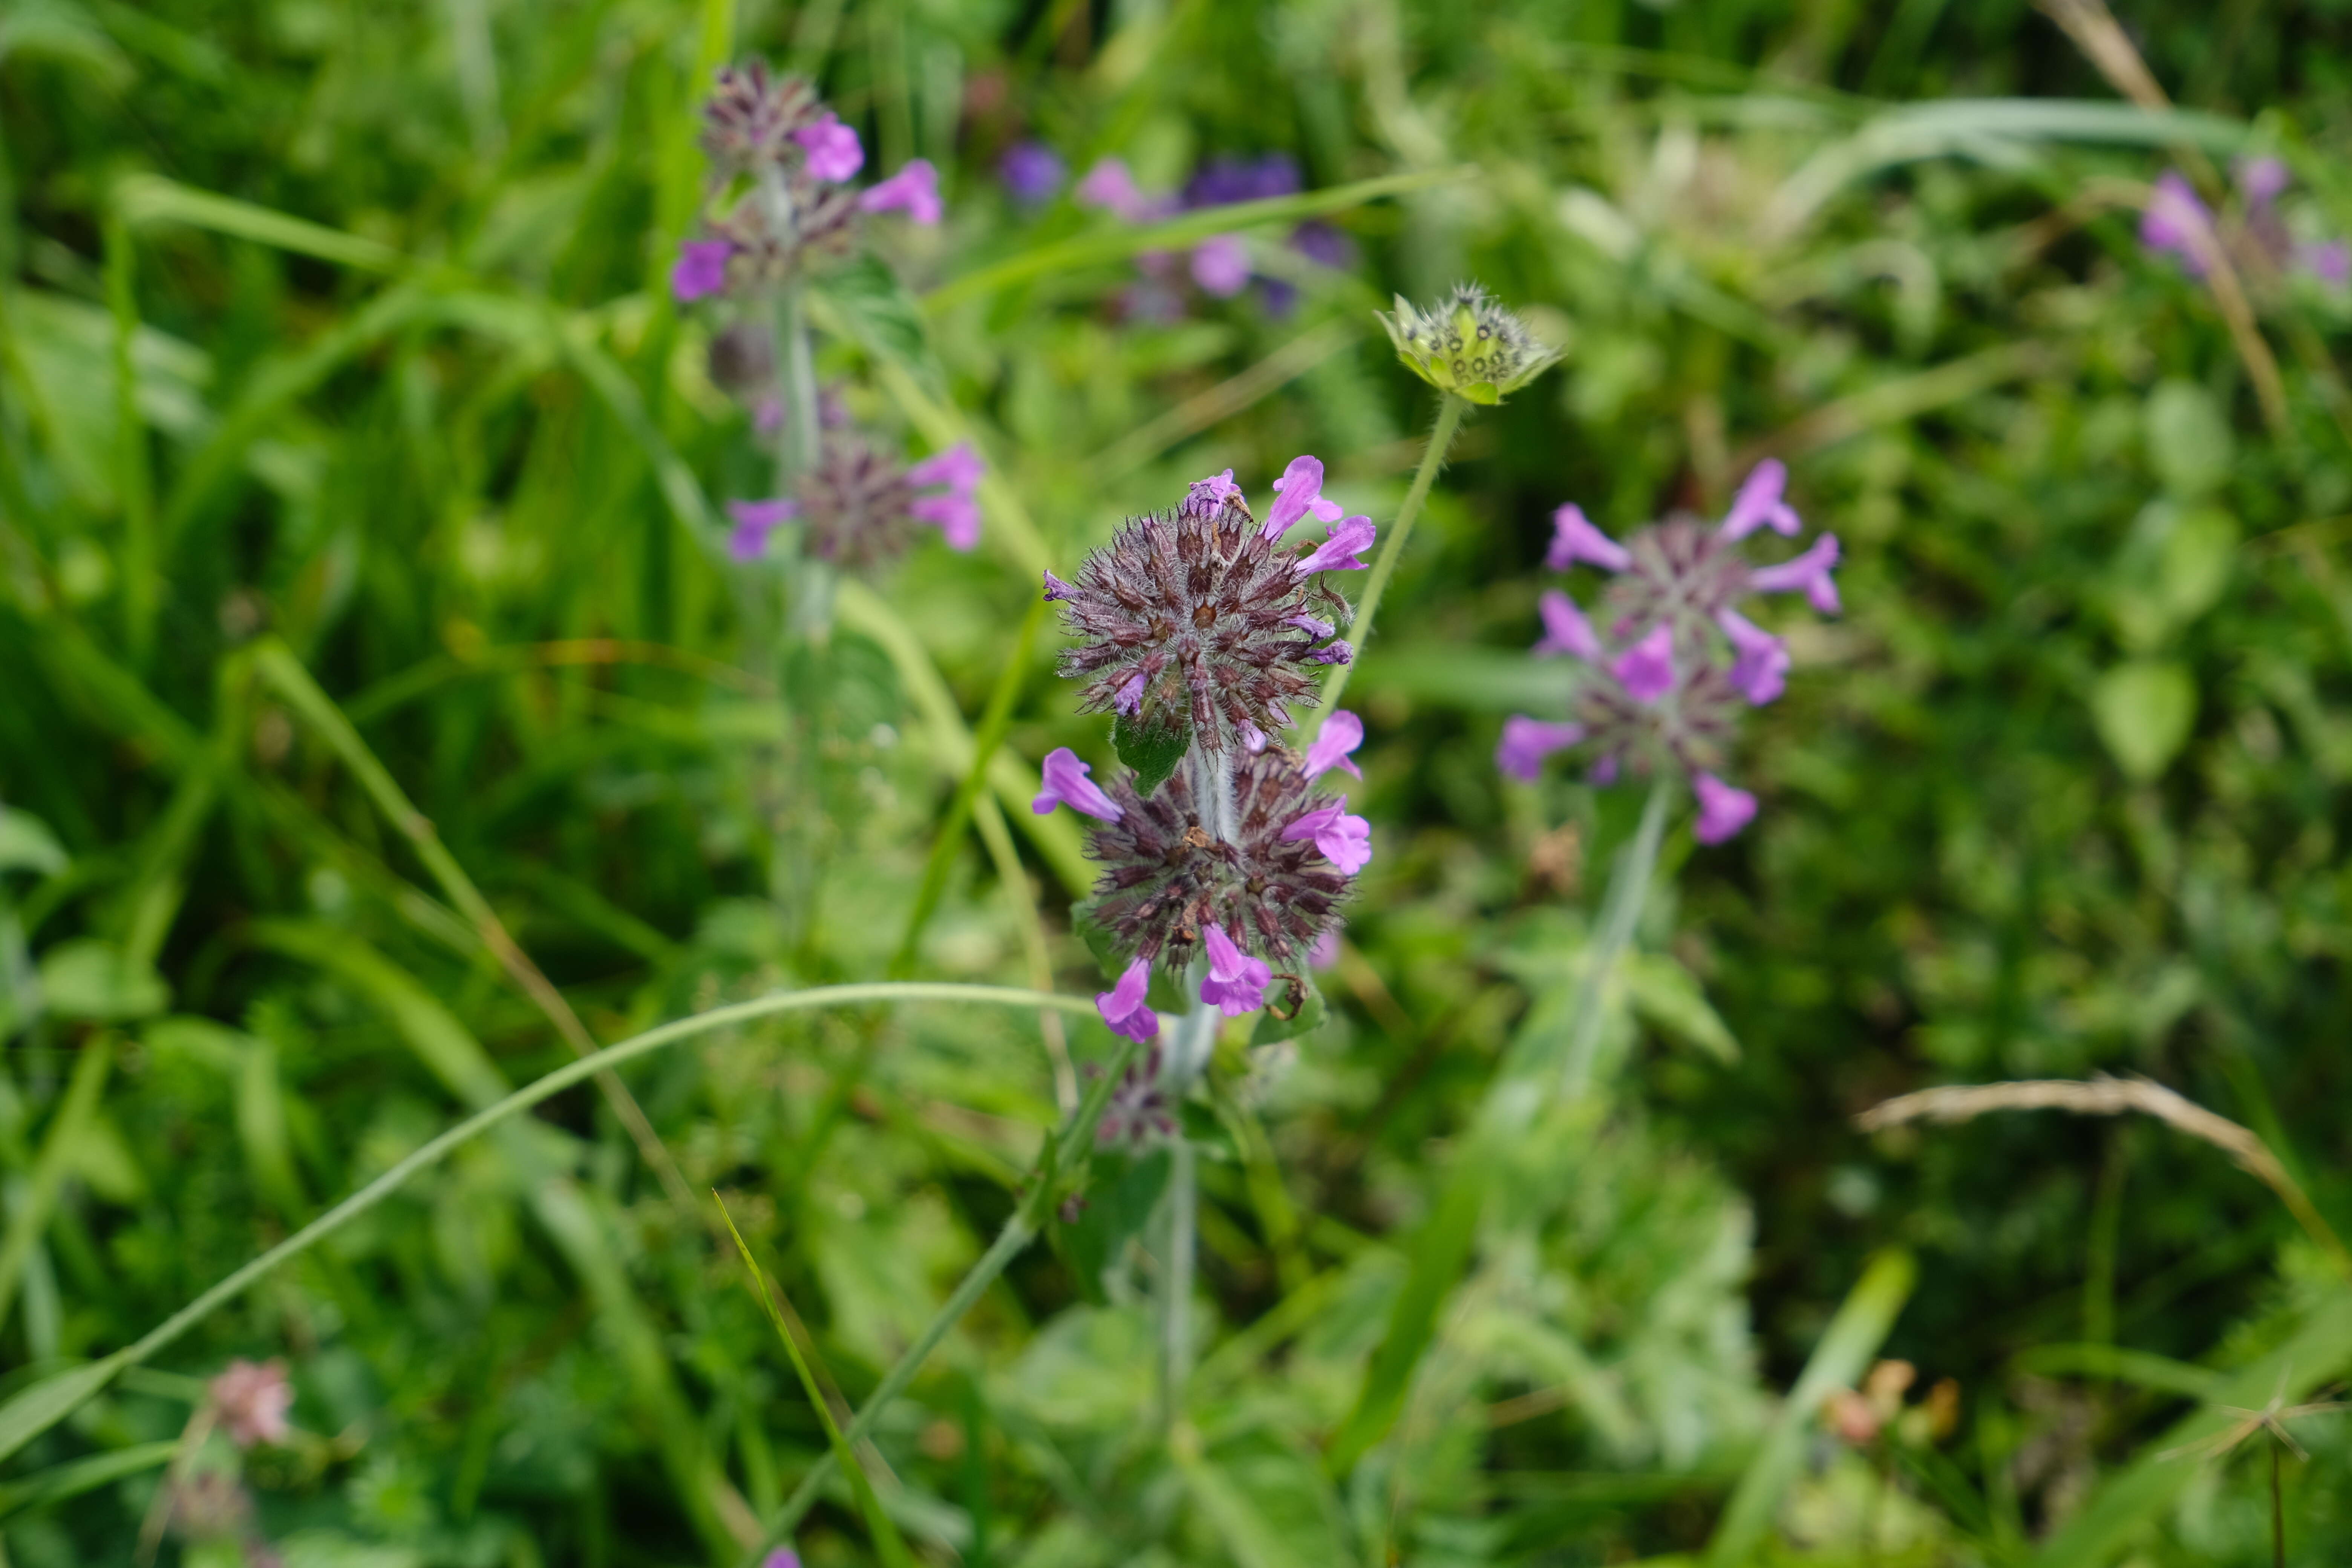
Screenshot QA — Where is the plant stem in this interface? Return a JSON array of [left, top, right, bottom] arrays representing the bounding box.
[[745, 1031, 1139, 1563], [0, 983, 1110, 1468], [1308, 393, 1466, 735], [1557, 776, 1674, 1099], [1161, 1138, 1199, 1429]]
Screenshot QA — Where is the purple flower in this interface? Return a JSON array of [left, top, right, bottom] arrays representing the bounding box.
[[1113, 671, 1147, 714], [1610, 623, 1676, 704], [671, 240, 733, 302], [1076, 158, 1171, 224], [2141, 170, 2214, 276], [1715, 608, 1789, 705], [1185, 153, 1300, 208], [1044, 570, 1080, 602], [1240, 720, 1268, 752], [2300, 239, 2350, 286], [908, 441, 985, 550], [1200, 925, 1274, 1015], [1692, 772, 1758, 844], [1280, 796, 1373, 874], [1304, 710, 1364, 780], [1001, 141, 1066, 207], [726, 498, 798, 561], [1534, 590, 1603, 662], [1590, 753, 1620, 785], [1033, 747, 1123, 821], [1546, 504, 1632, 573], [793, 114, 864, 182], [1290, 220, 1354, 270], [1096, 957, 1161, 1041], [1309, 927, 1341, 969], [2237, 154, 2289, 205], [1190, 469, 1243, 510], [1295, 516, 1375, 575], [861, 160, 942, 225], [1191, 234, 1252, 297], [209, 1358, 294, 1449], [764, 1553, 804, 1568], [1265, 455, 1345, 539], [1720, 459, 1801, 540], [1496, 716, 1584, 781], [1287, 612, 1335, 637], [1749, 534, 1842, 614]]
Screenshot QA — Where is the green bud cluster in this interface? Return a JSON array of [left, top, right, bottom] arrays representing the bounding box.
[[1375, 283, 1560, 405]]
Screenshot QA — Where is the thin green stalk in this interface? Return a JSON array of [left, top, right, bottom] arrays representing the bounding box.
[[1161, 1138, 1199, 1429], [0, 984, 1107, 1467], [103, 211, 156, 670], [1555, 776, 1674, 1098], [742, 1029, 1140, 1564], [0, 1040, 113, 1332], [1309, 394, 1466, 736], [776, 284, 820, 485]]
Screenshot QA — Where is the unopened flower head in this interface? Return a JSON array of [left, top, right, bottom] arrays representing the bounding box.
[[1045, 458, 1363, 751], [1498, 460, 1841, 842], [1082, 745, 1356, 976], [208, 1357, 294, 1449], [726, 434, 982, 567], [1377, 283, 1560, 405]]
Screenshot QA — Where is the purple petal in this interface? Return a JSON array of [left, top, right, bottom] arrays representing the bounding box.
[[1043, 570, 1080, 602], [2298, 239, 2350, 286], [908, 441, 985, 493], [909, 492, 982, 551], [726, 498, 797, 561], [1190, 234, 1251, 297], [2140, 170, 2213, 275], [1304, 710, 1364, 781], [793, 115, 865, 182], [1748, 533, 1841, 615], [2237, 154, 2289, 205], [861, 160, 942, 225], [1076, 158, 1170, 224], [1545, 504, 1631, 573], [1496, 716, 1584, 782], [1000, 141, 1065, 206], [1239, 720, 1268, 753], [1113, 672, 1147, 714], [1096, 957, 1161, 1041], [1306, 641, 1353, 666], [1286, 612, 1336, 639], [1200, 925, 1273, 1016], [670, 240, 733, 303], [1692, 772, 1758, 844], [1295, 515, 1375, 575], [1534, 590, 1603, 662], [1190, 469, 1242, 510], [1033, 747, 1123, 821], [1265, 455, 1336, 539], [1715, 607, 1790, 706], [1309, 927, 1341, 969], [1610, 623, 1677, 704], [1720, 459, 1801, 540], [1315, 809, 1372, 874]]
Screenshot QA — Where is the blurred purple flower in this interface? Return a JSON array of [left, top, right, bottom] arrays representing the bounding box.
[[861, 160, 942, 224], [1200, 924, 1274, 1015], [1715, 607, 1790, 705], [1309, 926, 1341, 969], [1303, 710, 1364, 780], [1611, 624, 1676, 704], [2237, 154, 2290, 205], [1719, 458, 1801, 541], [1096, 957, 1161, 1041], [1534, 590, 1603, 661], [2141, 170, 2214, 277], [907, 441, 984, 549], [2301, 239, 2352, 286], [1692, 772, 1758, 844], [726, 498, 798, 561], [209, 1359, 294, 1449], [1291, 220, 1353, 270], [1076, 158, 1173, 224], [1191, 235, 1252, 297], [671, 240, 733, 302], [764, 1553, 803, 1568], [1185, 153, 1300, 208], [1547, 504, 1632, 572], [794, 114, 864, 182], [1749, 534, 1843, 614], [1001, 141, 1066, 206], [1497, 717, 1585, 782], [1033, 747, 1123, 821]]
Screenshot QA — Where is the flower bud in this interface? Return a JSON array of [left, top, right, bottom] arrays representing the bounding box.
[[1376, 283, 1560, 405]]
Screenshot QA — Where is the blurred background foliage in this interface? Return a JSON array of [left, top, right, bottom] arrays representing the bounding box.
[[6, 0, 2352, 1562]]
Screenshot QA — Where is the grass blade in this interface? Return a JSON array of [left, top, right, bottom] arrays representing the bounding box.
[[0, 1039, 113, 1332]]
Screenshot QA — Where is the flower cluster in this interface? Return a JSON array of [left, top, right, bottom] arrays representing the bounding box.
[[1044, 457, 1367, 751], [208, 1357, 294, 1448], [726, 435, 983, 566], [1496, 460, 1840, 844], [671, 61, 941, 305], [1378, 283, 1560, 405], [2142, 156, 2348, 287], [1071, 153, 1352, 315], [1034, 462, 1376, 1067]]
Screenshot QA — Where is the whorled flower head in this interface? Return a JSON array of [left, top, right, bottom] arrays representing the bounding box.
[[1046, 462, 1361, 750], [208, 1357, 294, 1449], [1377, 283, 1560, 405], [1083, 746, 1354, 976], [1498, 461, 1841, 842], [700, 61, 826, 174], [726, 433, 982, 568], [1095, 1044, 1178, 1148]]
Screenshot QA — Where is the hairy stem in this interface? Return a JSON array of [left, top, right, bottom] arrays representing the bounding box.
[[1557, 776, 1674, 1099], [1161, 1137, 1199, 1429], [746, 1030, 1139, 1562], [0, 984, 1108, 1468], [1309, 393, 1467, 734]]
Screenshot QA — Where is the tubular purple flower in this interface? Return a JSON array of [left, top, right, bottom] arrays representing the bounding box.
[[1748, 533, 1842, 614], [1076, 158, 1171, 224], [1264, 455, 1344, 539], [793, 114, 864, 181], [861, 160, 942, 224], [1611, 623, 1677, 704], [1191, 469, 1243, 509], [1719, 459, 1801, 540], [1496, 716, 1584, 781], [1001, 141, 1066, 206], [1191, 234, 1251, 297], [1096, 957, 1161, 1041], [671, 240, 733, 302], [1303, 709, 1364, 780], [1113, 672, 1147, 714], [1034, 747, 1123, 821], [1295, 516, 1375, 575], [1547, 504, 1632, 573], [908, 442, 984, 492], [2141, 171, 2213, 276], [1715, 607, 1790, 705], [1287, 612, 1336, 638], [1043, 570, 1079, 602], [1200, 925, 1274, 1016], [1692, 772, 1758, 844], [907, 441, 985, 550], [1281, 796, 1373, 874], [726, 498, 798, 561], [1534, 590, 1603, 661], [910, 493, 980, 550]]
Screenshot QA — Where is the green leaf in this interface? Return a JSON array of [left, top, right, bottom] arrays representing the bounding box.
[[36, 939, 168, 1022], [816, 256, 941, 389], [0, 1356, 130, 1467], [1113, 709, 1191, 795], [1062, 1147, 1172, 1303], [1249, 970, 1328, 1044], [1623, 953, 1739, 1063], [2144, 379, 2233, 499], [2089, 661, 2197, 782], [0, 1438, 177, 1519], [0, 809, 67, 879]]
